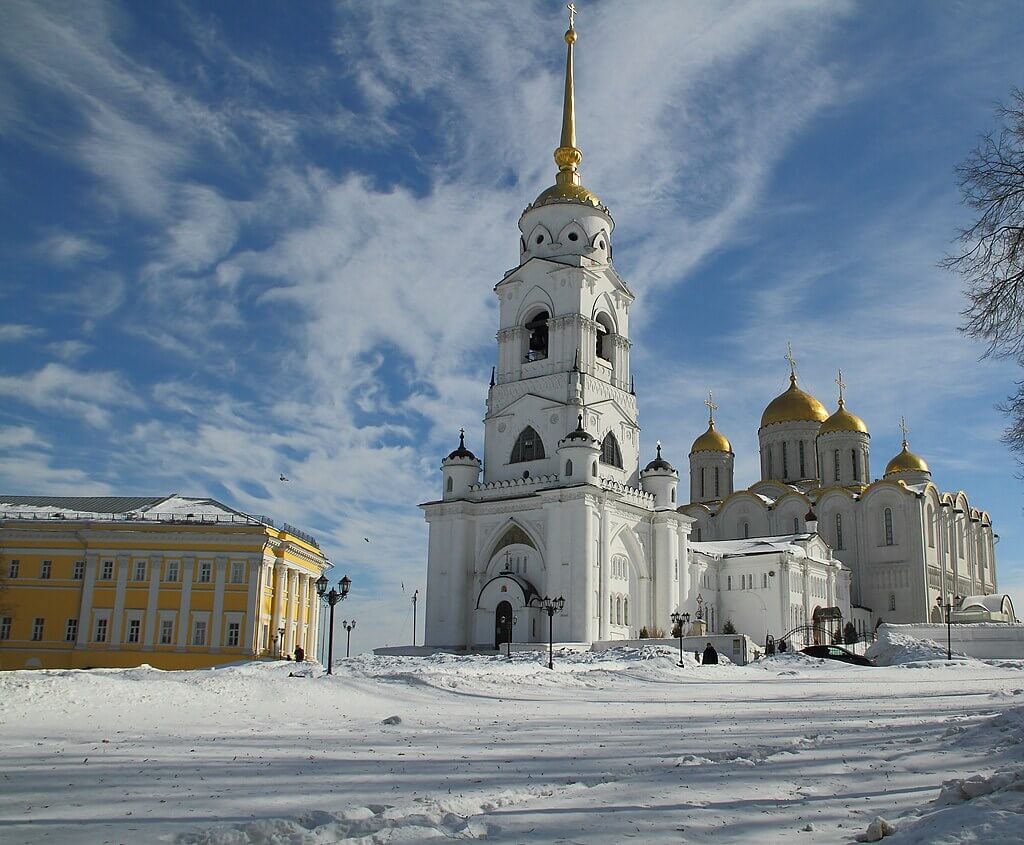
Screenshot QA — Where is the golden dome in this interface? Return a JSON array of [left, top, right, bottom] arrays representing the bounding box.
[[885, 443, 929, 476], [819, 401, 869, 435], [760, 374, 828, 428], [532, 181, 605, 210], [690, 422, 732, 455]]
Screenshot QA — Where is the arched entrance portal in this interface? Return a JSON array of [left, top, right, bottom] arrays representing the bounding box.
[[495, 600, 513, 650]]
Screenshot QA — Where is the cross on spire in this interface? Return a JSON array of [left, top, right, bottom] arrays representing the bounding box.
[[567, 2, 578, 29], [704, 389, 718, 425], [899, 416, 909, 446], [785, 342, 797, 381], [835, 369, 846, 406]]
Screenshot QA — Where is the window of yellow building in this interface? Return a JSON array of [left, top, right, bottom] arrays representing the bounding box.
[[8, 559, 19, 578], [127, 619, 141, 643], [198, 562, 211, 583], [134, 560, 146, 581], [1, 617, 11, 639], [73, 561, 84, 580], [32, 618, 44, 641], [65, 618, 78, 641], [165, 561, 179, 582], [193, 620, 207, 645], [40, 560, 51, 579], [230, 561, 245, 583], [227, 622, 240, 647], [94, 618, 108, 642], [159, 618, 174, 644], [101, 560, 113, 580]]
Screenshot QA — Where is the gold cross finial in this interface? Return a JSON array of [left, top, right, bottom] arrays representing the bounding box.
[[785, 342, 797, 381], [899, 416, 909, 446], [835, 369, 846, 405], [704, 389, 718, 425], [567, 2, 578, 29]]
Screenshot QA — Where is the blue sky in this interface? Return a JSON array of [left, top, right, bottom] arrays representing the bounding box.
[[2, 0, 1023, 651]]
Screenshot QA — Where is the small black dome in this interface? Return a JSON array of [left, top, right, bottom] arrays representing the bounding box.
[[446, 429, 477, 461], [564, 414, 596, 443], [644, 442, 674, 472], [805, 507, 818, 522]]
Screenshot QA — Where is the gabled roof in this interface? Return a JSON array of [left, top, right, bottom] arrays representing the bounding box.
[[0, 495, 164, 514]]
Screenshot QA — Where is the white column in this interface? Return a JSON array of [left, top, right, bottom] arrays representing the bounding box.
[[270, 562, 285, 655], [76, 554, 98, 647], [306, 580, 320, 658], [143, 555, 162, 648], [577, 496, 594, 641], [243, 556, 261, 654], [210, 556, 227, 651], [108, 554, 130, 649], [599, 501, 611, 640], [177, 556, 195, 649], [653, 517, 673, 633]]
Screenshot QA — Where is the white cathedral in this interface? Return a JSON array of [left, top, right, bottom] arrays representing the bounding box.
[[421, 18, 999, 651]]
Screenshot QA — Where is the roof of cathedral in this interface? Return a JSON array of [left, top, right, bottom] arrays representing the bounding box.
[[528, 23, 608, 214], [643, 443, 675, 472], [819, 400, 869, 435], [690, 421, 732, 455], [760, 373, 829, 428], [691, 534, 817, 559], [884, 441, 929, 476], [445, 429, 478, 461], [563, 414, 596, 444]]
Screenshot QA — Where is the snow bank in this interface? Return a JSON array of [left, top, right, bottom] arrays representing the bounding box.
[[866, 628, 968, 666]]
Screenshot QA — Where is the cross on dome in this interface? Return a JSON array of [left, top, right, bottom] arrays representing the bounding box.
[[835, 369, 846, 406], [567, 2, 578, 29], [704, 390, 718, 424], [899, 415, 910, 446], [785, 342, 797, 381]]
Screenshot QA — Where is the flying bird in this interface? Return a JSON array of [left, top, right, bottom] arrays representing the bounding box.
[[364, 537, 370, 542], [279, 474, 289, 482]]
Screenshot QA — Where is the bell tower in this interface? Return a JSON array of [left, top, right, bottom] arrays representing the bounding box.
[[484, 15, 640, 486]]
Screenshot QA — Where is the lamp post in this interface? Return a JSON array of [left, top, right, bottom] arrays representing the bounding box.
[[316, 574, 351, 675], [277, 627, 285, 658], [412, 589, 419, 647], [502, 614, 519, 659], [342, 619, 356, 658], [536, 595, 565, 670], [670, 611, 691, 667], [936, 594, 962, 661]]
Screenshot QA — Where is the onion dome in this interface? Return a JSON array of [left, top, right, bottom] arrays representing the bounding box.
[[445, 429, 477, 461], [885, 442, 929, 476], [644, 442, 675, 472], [820, 370, 869, 434], [563, 414, 596, 443], [529, 23, 607, 213], [690, 422, 732, 455], [805, 507, 818, 522], [760, 373, 828, 428]]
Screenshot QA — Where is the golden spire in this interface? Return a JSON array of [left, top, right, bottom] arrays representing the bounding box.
[[785, 342, 798, 384], [835, 368, 846, 407], [704, 389, 718, 426], [554, 4, 583, 188], [899, 415, 909, 448]]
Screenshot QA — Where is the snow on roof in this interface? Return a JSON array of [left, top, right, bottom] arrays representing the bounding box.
[[691, 533, 814, 559]]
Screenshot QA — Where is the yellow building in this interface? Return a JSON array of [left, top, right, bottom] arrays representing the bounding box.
[[0, 495, 330, 670]]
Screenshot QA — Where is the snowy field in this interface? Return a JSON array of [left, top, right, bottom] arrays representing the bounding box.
[[1, 633, 1023, 844]]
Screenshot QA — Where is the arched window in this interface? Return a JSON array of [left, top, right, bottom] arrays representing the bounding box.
[[595, 313, 613, 362], [446, 477, 453, 492], [799, 441, 806, 478], [616, 596, 622, 625], [833, 449, 840, 483], [623, 598, 629, 626], [793, 516, 799, 534], [600, 432, 623, 468], [565, 459, 573, 477], [743, 522, 750, 539], [782, 443, 789, 479], [610, 595, 615, 622], [592, 461, 598, 477], [524, 310, 549, 361], [835, 513, 843, 550], [888, 593, 896, 611], [714, 467, 720, 497], [510, 426, 545, 463], [884, 508, 894, 546], [671, 486, 676, 503], [851, 449, 859, 482], [700, 467, 705, 498], [767, 449, 774, 478], [695, 526, 702, 541]]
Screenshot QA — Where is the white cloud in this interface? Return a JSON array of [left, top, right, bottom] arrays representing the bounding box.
[[0, 363, 141, 428], [0, 324, 43, 343], [35, 230, 107, 267]]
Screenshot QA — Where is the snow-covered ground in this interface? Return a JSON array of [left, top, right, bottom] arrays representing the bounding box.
[[1, 635, 1022, 844]]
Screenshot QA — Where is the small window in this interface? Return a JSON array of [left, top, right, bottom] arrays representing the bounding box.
[[198, 562, 212, 583], [535, 234, 544, 244], [0, 617, 10, 640], [227, 622, 240, 648], [40, 560, 51, 579], [799, 441, 806, 478], [767, 449, 774, 478], [127, 619, 141, 644], [231, 561, 246, 584], [700, 467, 705, 498], [793, 517, 799, 534], [8, 560, 19, 578], [73, 561, 85, 580], [743, 522, 750, 539], [696, 527, 702, 541], [446, 477, 453, 492], [727, 575, 732, 590], [714, 467, 720, 498], [95, 618, 108, 642], [510, 426, 545, 463], [101, 560, 113, 580], [782, 443, 789, 479], [524, 311, 549, 361], [32, 617, 44, 641], [65, 618, 78, 642], [592, 461, 598, 477], [165, 561, 179, 582], [134, 560, 147, 582], [762, 572, 768, 588], [623, 598, 629, 626], [567, 231, 579, 241], [884, 508, 894, 546], [565, 459, 573, 477], [159, 619, 174, 645], [836, 513, 844, 550], [851, 449, 859, 482], [834, 449, 840, 483], [193, 620, 207, 646], [888, 594, 896, 611], [600, 432, 623, 468], [670, 487, 676, 503]]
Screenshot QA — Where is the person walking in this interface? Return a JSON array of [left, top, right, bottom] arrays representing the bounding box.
[[294, 645, 305, 662], [701, 642, 718, 665]]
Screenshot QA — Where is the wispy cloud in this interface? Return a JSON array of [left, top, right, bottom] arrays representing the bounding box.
[[0, 324, 43, 343], [0, 363, 141, 427]]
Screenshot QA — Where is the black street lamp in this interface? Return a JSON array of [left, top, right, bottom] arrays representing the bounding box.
[[277, 627, 285, 657], [501, 614, 519, 659], [412, 589, 419, 647], [342, 619, 356, 658], [670, 610, 691, 667], [535, 595, 565, 670], [316, 573, 351, 675], [936, 594, 962, 661]]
